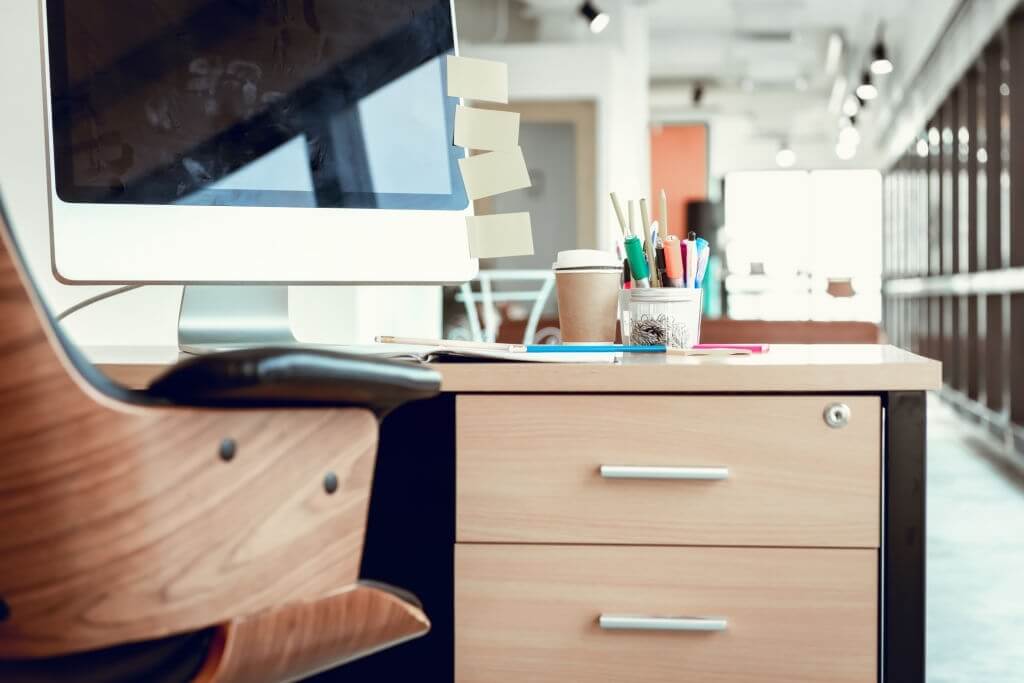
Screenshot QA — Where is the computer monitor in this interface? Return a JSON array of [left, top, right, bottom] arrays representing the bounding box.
[[40, 0, 475, 349]]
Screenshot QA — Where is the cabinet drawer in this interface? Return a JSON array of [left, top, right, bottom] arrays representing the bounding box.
[[455, 544, 877, 683], [456, 395, 879, 547]]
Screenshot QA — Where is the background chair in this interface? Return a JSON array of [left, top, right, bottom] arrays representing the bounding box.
[[455, 269, 557, 344], [0, 197, 441, 682]]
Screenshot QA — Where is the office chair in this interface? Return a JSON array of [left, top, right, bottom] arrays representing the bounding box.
[[0, 196, 442, 682]]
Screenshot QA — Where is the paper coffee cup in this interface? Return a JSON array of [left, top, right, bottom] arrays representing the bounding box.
[[553, 250, 622, 343]]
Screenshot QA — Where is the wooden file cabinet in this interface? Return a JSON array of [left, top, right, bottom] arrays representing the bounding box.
[[455, 395, 882, 683], [95, 344, 941, 682]]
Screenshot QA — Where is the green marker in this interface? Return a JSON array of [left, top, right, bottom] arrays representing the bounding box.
[[624, 235, 650, 288]]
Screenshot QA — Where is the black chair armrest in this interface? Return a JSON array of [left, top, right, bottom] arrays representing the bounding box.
[[146, 348, 441, 417]]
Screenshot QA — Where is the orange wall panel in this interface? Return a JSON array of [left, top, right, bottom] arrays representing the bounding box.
[[650, 124, 708, 238]]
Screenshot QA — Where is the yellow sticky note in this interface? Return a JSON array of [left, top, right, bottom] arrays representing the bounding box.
[[466, 213, 534, 259], [454, 106, 520, 151], [458, 148, 531, 200], [447, 55, 509, 104]]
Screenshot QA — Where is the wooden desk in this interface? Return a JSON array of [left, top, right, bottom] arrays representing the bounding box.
[[93, 344, 940, 683]]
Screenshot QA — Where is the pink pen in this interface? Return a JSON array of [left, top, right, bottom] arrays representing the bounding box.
[[693, 343, 770, 353], [679, 240, 688, 285]]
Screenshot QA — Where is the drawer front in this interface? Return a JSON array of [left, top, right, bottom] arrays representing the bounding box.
[[457, 395, 880, 547], [456, 544, 877, 683]]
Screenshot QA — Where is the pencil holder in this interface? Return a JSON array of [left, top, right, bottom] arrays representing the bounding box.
[[619, 288, 703, 349]]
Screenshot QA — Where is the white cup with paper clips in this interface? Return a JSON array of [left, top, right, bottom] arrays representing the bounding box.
[[619, 288, 703, 349]]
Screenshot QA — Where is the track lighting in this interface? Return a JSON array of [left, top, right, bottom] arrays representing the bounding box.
[[842, 95, 860, 117], [855, 71, 878, 101], [839, 126, 860, 147], [579, 1, 609, 34], [692, 81, 705, 106], [776, 145, 796, 168], [870, 41, 893, 75]]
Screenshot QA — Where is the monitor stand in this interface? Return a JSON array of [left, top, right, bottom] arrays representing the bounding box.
[[178, 285, 299, 355]]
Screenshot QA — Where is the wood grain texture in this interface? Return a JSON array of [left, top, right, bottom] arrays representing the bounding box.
[[457, 395, 881, 547], [455, 544, 878, 683], [94, 343, 941, 394], [194, 584, 430, 683], [700, 319, 882, 344], [0, 223, 380, 658]]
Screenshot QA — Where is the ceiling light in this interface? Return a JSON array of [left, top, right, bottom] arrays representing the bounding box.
[[579, 2, 609, 34], [855, 71, 878, 101], [776, 146, 796, 168], [839, 126, 861, 147], [916, 138, 929, 157], [842, 95, 860, 117], [836, 141, 857, 160], [692, 82, 705, 106], [870, 41, 893, 75]]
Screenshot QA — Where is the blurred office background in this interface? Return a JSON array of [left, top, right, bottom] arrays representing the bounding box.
[[450, 2, 1024, 680], [0, 0, 1022, 679], [446, 0, 1024, 464]]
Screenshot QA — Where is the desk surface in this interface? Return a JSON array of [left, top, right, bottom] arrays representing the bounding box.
[[88, 344, 941, 394]]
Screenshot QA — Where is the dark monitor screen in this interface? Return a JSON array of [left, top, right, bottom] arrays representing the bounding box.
[[45, 0, 467, 210]]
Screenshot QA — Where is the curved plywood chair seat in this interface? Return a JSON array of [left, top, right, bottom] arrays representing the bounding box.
[[194, 583, 430, 683], [0, 197, 438, 680]]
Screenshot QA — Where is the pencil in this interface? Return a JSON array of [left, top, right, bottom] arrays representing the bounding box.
[[376, 335, 525, 352], [659, 189, 669, 240], [610, 192, 629, 239]]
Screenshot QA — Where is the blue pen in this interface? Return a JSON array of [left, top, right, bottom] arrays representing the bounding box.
[[695, 238, 710, 288], [525, 345, 669, 353]]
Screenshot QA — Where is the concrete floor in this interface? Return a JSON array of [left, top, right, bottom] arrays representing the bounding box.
[[926, 398, 1024, 682]]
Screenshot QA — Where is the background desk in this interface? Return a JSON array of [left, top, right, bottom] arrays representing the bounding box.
[[95, 344, 940, 683]]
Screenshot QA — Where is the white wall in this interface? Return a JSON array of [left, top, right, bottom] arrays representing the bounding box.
[[0, 0, 440, 349], [463, 0, 650, 252]]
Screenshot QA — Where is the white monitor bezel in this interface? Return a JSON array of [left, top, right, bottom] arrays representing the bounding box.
[[39, 0, 478, 285]]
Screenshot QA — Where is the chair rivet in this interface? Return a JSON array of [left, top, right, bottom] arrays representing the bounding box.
[[219, 439, 237, 462], [323, 472, 339, 494]]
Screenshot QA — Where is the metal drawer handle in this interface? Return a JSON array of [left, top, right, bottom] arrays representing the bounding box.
[[599, 465, 729, 481], [599, 615, 728, 632]]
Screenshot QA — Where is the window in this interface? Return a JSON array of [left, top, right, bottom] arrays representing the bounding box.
[[723, 169, 882, 321]]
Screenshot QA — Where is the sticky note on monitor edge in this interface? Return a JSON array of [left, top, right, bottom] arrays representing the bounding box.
[[447, 55, 509, 104], [466, 212, 534, 259], [458, 148, 531, 201], [454, 106, 520, 151]]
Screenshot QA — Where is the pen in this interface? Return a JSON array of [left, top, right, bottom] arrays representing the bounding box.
[[684, 231, 697, 288], [655, 239, 666, 286], [525, 344, 666, 353], [524, 344, 752, 356], [695, 237, 710, 288], [663, 235, 683, 287], [624, 234, 650, 288], [679, 238, 688, 286], [639, 198, 660, 287], [693, 343, 768, 353]]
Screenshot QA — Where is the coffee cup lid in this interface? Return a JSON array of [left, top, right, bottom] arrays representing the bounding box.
[[553, 249, 621, 271]]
